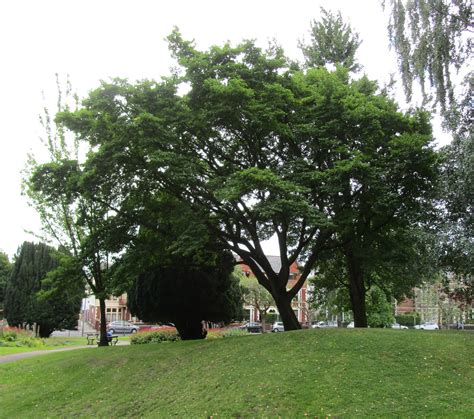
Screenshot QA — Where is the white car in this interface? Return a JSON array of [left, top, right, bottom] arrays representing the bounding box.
[[415, 322, 439, 330], [312, 321, 338, 328], [272, 321, 285, 332], [347, 321, 354, 328], [391, 323, 409, 329]]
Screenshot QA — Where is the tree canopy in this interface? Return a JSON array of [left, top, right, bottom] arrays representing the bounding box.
[[56, 29, 440, 329], [299, 8, 362, 72]]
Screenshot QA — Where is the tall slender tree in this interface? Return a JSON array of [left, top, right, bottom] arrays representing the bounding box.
[[24, 76, 115, 345]]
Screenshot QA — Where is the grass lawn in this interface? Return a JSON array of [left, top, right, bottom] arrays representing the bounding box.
[[0, 335, 129, 356], [0, 329, 472, 417]]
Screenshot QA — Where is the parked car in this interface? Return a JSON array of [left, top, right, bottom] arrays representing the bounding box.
[[414, 322, 439, 330], [107, 320, 140, 334], [240, 322, 263, 333], [391, 323, 408, 329], [272, 321, 285, 332], [311, 321, 338, 328]]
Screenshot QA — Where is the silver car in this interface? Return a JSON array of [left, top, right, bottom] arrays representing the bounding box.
[[272, 321, 285, 332], [107, 320, 140, 334]]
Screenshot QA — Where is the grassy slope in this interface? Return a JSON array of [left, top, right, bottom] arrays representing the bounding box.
[[0, 329, 472, 417]]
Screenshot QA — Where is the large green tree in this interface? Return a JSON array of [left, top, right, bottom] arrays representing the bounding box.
[[4, 242, 82, 337], [58, 32, 439, 330], [300, 12, 440, 326]]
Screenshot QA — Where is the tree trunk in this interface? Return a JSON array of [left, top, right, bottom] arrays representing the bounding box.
[[259, 309, 267, 333], [174, 318, 207, 340], [272, 288, 301, 331], [345, 246, 368, 328], [98, 298, 109, 346]]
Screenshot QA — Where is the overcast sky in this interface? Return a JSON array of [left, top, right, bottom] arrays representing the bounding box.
[[0, 0, 450, 258]]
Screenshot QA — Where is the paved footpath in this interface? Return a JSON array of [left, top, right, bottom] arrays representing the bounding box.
[[0, 340, 130, 365]]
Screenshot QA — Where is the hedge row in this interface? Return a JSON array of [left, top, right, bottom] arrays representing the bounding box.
[[130, 330, 180, 345]]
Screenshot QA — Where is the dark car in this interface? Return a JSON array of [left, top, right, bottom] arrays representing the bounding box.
[[240, 322, 263, 333]]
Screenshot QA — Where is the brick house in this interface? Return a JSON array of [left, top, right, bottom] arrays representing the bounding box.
[[82, 294, 137, 331]]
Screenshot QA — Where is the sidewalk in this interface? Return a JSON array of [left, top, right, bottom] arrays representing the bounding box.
[[0, 345, 93, 364]]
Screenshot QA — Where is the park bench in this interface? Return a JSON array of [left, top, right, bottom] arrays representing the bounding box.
[[86, 333, 98, 345], [107, 335, 119, 346], [86, 333, 118, 346]]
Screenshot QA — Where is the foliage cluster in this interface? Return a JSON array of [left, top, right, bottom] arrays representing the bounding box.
[[395, 312, 422, 327], [3, 242, 83, 337], [126, 240, 243, 340], [365, 286, 395, 328], [221, 328, 250, 338], [0, 327, 45, 348], [384, 1, 473, 310], [207, 328, 251, 339], [0, 252, 12, 310], [384, 0, 472, 124], [300, 8, 361, 72], [130, 330, 181, 345]]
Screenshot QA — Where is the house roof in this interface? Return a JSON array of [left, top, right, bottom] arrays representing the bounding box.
[[236, 254, 299, 274]]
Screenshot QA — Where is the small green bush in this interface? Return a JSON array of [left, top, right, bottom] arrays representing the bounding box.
[[221, 328, 250, 338], [130, 330, 180, 345], [0, 327, 45, 348], [206, 331, 223, 340], [17, 337, 45, 347], [1, 328, 32, 342]]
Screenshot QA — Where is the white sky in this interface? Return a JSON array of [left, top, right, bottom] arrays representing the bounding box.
[[0, 0, 451, 258]]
